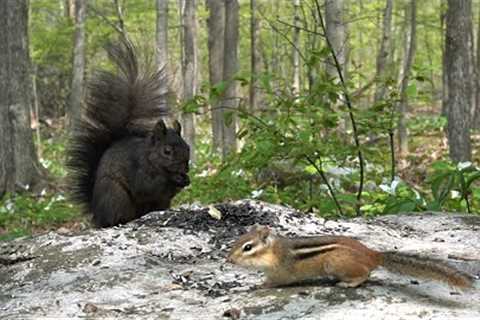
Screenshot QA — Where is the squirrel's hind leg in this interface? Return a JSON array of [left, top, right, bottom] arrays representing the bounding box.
[[91, 178, 136, 227]]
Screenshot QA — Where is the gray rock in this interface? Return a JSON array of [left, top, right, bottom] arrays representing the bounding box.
[[0, 200, 479, 319]]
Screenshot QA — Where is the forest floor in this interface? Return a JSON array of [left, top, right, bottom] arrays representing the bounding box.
[[400, 104, 480, 187]]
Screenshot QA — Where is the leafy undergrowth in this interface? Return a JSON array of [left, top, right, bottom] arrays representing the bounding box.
[[177, 106, 480, 217], [0, 126, 88, 241], [0, 192, 87, 241]]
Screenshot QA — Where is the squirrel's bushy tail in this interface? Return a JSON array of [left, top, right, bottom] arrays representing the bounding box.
[[66, 40, 169, 212], [381, 251, 474, 289]]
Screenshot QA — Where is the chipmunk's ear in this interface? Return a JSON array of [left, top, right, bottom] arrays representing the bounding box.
[[258, 226, 271, 242], [249, 224, 260, 232]]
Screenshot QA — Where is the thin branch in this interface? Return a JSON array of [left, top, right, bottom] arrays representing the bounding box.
[[305, 155, 345, 217], [314, 0, 365, 216], [464, 194, 471, 214], [88, 2, 129, 41], [113, 0, 126, 35], [351, 77, 376, 98], [276, 18, 325, 37], [389, 130, 395, 182], [88, 5, 124, 35], [259, 10, 307, 63]]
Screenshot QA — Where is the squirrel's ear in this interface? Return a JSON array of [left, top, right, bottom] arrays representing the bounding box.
[[173, 120, 182, 135], [152, 119, 167, 141]]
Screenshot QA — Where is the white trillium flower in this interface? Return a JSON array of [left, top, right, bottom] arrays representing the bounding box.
[[451, 190, 461, 199], [413, 189, 422, 201], [457, 161, 472, 170], [197, 169, 209, 177], [379, 177, 402, 195], [390, 178, 401, 194], [251, 189, 263, 199], [232, 169, 244, 177], [379, 183, 391, 193]]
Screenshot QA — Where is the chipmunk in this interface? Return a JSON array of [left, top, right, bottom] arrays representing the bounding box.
[[227, 226, 475, 289]]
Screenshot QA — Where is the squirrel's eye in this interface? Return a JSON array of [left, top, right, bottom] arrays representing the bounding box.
[[243, 244, 252, 252]]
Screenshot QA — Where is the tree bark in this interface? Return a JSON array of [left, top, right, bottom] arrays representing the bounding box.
[[445, 0, 473, 162], [156, 0, 169, 69], [373, 0, 393, 104], [325, 0, 349, 134], [0, 1, 15, 196], [206, 0, 225, 153], [306, 4, 319, 92], [474, 4, 480, 128], [221, 0, 239, 158], [180, 0, 197, 163], [397, 0, 416, 157], [271, 1, 280, 94], [249, 0, 263, 111], [441, 0, 448, 117], [292, 0, 300, 95], [0, 0, 42, 195], [325, 0, 346, 79], [64, 0, 75, 18], [68, 0, 86, 129]]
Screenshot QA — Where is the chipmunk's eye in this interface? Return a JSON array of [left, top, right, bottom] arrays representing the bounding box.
[[243, 243, 253, 252]]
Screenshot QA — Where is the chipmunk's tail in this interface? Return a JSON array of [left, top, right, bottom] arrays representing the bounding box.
[[380, 251, 474, 289]]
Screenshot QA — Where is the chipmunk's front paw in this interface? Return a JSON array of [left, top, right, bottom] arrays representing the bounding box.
[[252, 281, 276, 290], [336, 277, 367, 288]]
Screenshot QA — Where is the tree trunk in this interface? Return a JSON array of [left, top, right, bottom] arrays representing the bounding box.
[[68, 0, 86, 129], [249, 0, 263, 111], [64, 0, 75, 18], [206, 0, 225, 153], [325, 0, 346, 78], [271, 1, 280, 94], [180, 0, 197, 163], [397, 0, 416, 158], [306, 5, 319, 92], [0, 1, 15, 196], [156, 0, 169, 70], [325, 0, 349, 134], [0, 0, 42, 195], [373, 0, 393, 104], [445, 0, 473, 162], [292, 0, 300, 95], [474, 4, 480, 128], [441, 0, 448, 117], [221, 0, 239, 158]]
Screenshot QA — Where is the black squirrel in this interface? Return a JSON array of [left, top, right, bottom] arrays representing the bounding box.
[[67, 40, 190, 227]]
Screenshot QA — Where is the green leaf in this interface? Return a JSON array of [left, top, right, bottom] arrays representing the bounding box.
[[466, 172, 480, 186], [405, 83, 417, 97], [182, 100, 199, 113], [384, 198, 417, 214], [237, 129, 249, 140], [426, 200, 442, 211], [431, 172, 455, 205], [234, 76, 249, 87], [210, 81, 227, 100], [224, 111, 234, 127]]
